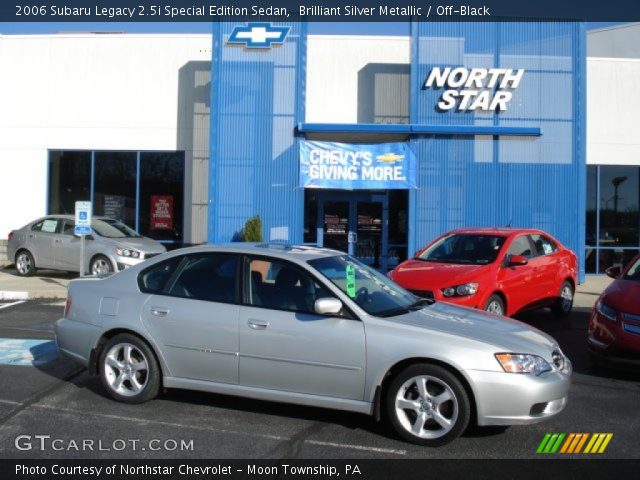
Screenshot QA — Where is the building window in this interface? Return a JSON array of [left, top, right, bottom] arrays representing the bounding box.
[[586, 165, 640, 274], [93, 152, 137, 228], [47, 150, 185, 245], [48, 151, 91, 215], [139, 152, 185, 243]]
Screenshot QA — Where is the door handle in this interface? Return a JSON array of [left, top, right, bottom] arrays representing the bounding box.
[[248, 319, 269, 330], [150, 307, 169, 317]]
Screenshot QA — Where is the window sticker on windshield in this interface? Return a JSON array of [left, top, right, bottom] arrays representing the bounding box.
[[41, 220, 57, 233], [345, 264, 356, 298]]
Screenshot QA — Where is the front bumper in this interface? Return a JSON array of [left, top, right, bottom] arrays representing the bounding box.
[[466, 358, 572, 426]]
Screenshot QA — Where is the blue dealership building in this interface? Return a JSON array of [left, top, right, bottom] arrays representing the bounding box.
[[208, 22, 586, 278]]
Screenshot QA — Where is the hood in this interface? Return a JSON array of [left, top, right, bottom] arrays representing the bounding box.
[[383, 301, 558, 357], [102, 236, 166, 254], [602, 279, 640, 315], [392, 259, 491, 289]]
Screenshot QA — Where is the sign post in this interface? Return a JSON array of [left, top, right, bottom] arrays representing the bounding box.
[[74, 201, 92, 277]]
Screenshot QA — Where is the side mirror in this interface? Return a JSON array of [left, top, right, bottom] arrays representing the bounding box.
[[605, 265, 622, 279], [508, 254, 528, 267], [314, 297, 343, 316]]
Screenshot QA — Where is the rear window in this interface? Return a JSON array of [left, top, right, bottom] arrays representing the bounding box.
[[138, 257, 182, 294], [167, 254, 239, 304]]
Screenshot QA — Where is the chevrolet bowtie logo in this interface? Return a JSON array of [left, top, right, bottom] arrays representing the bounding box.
[[227, 23, 290, 49]]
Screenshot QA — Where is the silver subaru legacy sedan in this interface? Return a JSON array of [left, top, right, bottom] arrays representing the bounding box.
[[55, 244, 571, 446], [7, 215, 166, 276]]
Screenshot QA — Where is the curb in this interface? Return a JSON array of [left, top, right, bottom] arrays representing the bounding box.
[[0, 291, 29, 301]]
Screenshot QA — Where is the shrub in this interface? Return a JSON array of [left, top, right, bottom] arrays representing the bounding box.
[[242, 215, 264, 242]]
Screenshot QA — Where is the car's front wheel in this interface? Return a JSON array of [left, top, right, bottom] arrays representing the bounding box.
[[386, 363, 471, 446], [90, 255, 113, 276], [484, 294, 506, 316], [98, 334, 160, 404]]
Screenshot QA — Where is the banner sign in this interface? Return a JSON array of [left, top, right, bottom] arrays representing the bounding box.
[[150, 195, 174, 230], [299, 141, 417, 190]]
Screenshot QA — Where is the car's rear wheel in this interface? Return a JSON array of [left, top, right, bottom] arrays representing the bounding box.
[[98, 334, 160, 404], [90, 255, 113, 276], [15, 250, 36, 277], [484, 294, 505, 316], [551, 281, 574, 318], [386, 363, 471, 446]]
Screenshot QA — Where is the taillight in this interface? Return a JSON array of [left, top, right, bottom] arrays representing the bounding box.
[[8, 231, 14, 241], [64, 296, 72, 317]]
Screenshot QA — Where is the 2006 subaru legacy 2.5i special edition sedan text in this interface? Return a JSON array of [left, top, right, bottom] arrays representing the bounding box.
[[55, 244, 572, 446]]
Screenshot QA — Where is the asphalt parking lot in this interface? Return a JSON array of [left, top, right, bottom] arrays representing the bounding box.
[[0, 279, 638, 460]]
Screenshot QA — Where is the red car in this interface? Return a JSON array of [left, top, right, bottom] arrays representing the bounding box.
[[588, 255, 640, 364], [389, 228, 578, 317]]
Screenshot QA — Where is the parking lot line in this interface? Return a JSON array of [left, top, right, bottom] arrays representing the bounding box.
[[0, 301, 26, 310], [31, 404, 407, 456], [0, 399, 21, 406]]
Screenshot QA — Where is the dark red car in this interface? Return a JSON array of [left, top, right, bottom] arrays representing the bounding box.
[[389, 228, 578, 317], [588, 255, 640, 364]]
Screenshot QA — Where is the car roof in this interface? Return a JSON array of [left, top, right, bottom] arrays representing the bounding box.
[[163, 243, 345, 262], [446, 227, 550, 237]]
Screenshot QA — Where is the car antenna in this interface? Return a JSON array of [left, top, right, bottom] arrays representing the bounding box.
[[505, 218, 512, 228]]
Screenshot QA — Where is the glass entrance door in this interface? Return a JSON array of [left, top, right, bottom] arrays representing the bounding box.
[[317, 193, 389, 271]]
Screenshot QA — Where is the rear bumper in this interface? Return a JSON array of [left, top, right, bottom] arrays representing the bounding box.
[[466, 360, 572, 426], [54, 317, 102, 367]]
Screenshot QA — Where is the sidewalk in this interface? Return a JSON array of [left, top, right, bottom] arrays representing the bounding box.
[[0, 266, 73, 300], [0, 264, 614, 303]]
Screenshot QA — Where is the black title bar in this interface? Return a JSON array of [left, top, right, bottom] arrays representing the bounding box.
[[3, 0, 640, 22]]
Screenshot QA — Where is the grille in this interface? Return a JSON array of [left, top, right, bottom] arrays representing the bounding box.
[[408, 289, 434, 301], [622, 312, 640, 323], [552, 350, 564, 370], [622, 323, 640, 336]]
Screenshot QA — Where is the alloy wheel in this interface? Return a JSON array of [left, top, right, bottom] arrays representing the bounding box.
[[103, 343, 149, 397], [486, 300, 504, 316], [560, 285, 573, 313], [91, 258, 111, 275], [394, 375, 459, 439], [16, 253, 32, 275]]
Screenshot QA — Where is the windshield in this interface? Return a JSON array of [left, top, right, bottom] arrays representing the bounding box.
[[308, 255, 430, 317], [417, 233, 506, 265], [623, 257, 640, 281], [92, 219, 141, 238]]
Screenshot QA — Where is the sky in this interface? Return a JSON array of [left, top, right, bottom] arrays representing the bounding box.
[[0, 22, 624, 36]]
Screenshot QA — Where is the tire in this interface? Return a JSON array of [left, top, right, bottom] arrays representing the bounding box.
[[484, 294, 506, 316], [385, 363, 471, 447], [90, 255, 113, 276], [15, 250, 36, 277], [551, 281, 574, 318], [98, 334, 160, 404]]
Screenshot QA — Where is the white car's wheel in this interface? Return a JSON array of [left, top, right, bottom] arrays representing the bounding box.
[[15, 250, 36, 277], [386, 363, 471, 446], [98, 334, 160, 404], [90, 255, 113, 276]]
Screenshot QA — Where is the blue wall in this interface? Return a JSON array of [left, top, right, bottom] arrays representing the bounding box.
[[209, 21, 586, 280], [209, 22, 306, 244], [409, 22, 586, 280]]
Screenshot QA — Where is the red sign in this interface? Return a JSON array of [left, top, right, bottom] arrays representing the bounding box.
[[150, 195, 174, 231]]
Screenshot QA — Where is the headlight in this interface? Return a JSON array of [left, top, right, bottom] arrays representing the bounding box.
[[495, 353, 552, 376], [442, 282, 478, 297], [595, 300, 617, 322], [115, 248, 140, 259]]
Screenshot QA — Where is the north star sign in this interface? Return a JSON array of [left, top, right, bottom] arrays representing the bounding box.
[[424, 67, 525, 112], [227, 23, 290, 48]]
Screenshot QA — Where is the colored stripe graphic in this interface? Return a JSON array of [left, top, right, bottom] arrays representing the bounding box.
[[538, 433, 613, 454]]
